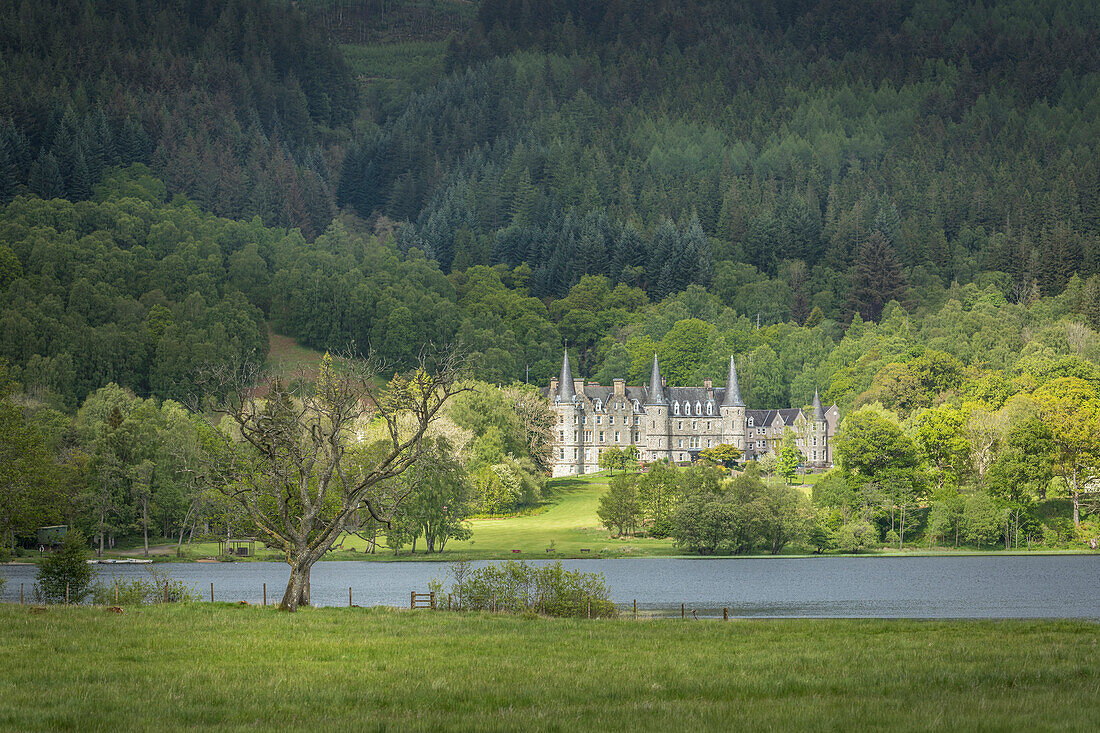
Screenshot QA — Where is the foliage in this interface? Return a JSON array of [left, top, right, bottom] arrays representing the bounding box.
[[596, 473, 640, 537], [444, 559, 615, 618], [90, 566, 200, 605], [670, 466, 809, 555], [36, 528, 94, 603]]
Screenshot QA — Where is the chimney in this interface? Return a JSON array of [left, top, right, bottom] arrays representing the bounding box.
[[703, 378, 712, 389], [550, 377, 559, 394], [661, 377, 666, 388], [613, 378, 625, 396], [574, 379, 585, 396]]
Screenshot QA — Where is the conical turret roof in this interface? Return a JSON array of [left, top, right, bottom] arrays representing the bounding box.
[[557, 350, 575, 402], [721, 355, 745, 407], [646, 353, 666, 405], [812, 390, 826, 420]]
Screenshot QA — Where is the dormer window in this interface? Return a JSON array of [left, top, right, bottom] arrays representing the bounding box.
[[673, 402, 680, 415], [695, 401, 702, 415], [594, 399, 602, 412], [632, 400, 640, 412], [748, 417, 755, 427], [706, 402, 713, 415]]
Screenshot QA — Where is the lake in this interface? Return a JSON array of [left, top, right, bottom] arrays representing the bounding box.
[[3, 555, 1097, 618]]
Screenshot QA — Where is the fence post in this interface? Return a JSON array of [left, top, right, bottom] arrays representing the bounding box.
[[20, 583, 23, 604], [115, 579, 119, 605], [263, 583, 266, 607], [163, 584, 168, 604], [411, 590, 415, 609], [349, 587, 352, 607], [210, 582, 214, 603], [66, 582, 69, 605], [587, 599, 591, 619], [723, 607, 728, 621], [430, 592, 436, 610], [681, 603, 685, 620], [633, 599, 636, 619]]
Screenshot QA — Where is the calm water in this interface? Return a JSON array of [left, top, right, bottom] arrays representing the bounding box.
[[3, 556, 1097, 618]]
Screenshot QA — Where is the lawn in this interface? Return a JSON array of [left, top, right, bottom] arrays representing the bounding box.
[[0, 604, 1096, 731], [337, 471, 683, 560]]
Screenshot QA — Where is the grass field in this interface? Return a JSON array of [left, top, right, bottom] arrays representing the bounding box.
[[340, 471, 682, 559], [1, 604, 1096, 730]]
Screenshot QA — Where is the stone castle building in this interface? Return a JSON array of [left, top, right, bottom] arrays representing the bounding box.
[[546, 351, 840, 477]]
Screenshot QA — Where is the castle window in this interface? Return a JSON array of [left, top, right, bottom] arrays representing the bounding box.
[[559, 431, 564, 441], [695, 401, 702, 415], [560, 449, 565, 459], [678, 421, 682, 430], [634, 417, 640, 426], [748, 417, 754, 427], [812, 437, 817, 447], [706, 421, 711, 430], [673, 402, 680, 415], [600, 432, 605, 442], [633, 400, 640, 412], [707, 402, 713, 415], [615, 431, 620, 442], [692, 421, 698, 431], [595, 399, 602, 411], [609, 416, 614, 425]]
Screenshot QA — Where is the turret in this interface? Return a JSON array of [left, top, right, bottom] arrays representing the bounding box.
[[720, 355, 746, 454], [646, 354, 666, 405], [721, 355, 745, 407], [812, 390, 826, 422], [557, 350, 576, 403]]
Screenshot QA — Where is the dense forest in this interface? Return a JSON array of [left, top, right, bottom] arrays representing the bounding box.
[[1, 0, 1099, 555]]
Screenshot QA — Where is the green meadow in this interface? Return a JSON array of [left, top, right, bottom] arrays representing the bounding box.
[[0, 604, 1096, 731]]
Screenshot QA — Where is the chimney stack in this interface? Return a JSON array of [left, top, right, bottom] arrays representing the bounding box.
[[613, 378, 625, 396], [703, 378, 713, 390], [574, 379, 585, 396]]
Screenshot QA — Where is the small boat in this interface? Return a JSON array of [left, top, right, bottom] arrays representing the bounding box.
[[86, 559, 154, 564]]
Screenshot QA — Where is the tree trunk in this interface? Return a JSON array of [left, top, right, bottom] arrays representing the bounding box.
[[1072, 467, 1080, 528], [280, 563, 312, 611], [142, 497, 149, 557]]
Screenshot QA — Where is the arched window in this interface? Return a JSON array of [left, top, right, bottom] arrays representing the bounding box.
[[695, 401, 702, 415], [706, 402, 713, 415], [594, 399, 602, 412], [673, 402, 680, 415], [748, 416, 754, 427], [632, 399, 640, 412]]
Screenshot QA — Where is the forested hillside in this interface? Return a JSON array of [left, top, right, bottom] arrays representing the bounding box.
[[0, 0, 357, 237], [3, 0, 1100, 554], [341, 0, 1100, 313]]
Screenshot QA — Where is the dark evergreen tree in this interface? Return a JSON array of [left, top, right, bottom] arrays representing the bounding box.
[[849, 232, 907, 322]]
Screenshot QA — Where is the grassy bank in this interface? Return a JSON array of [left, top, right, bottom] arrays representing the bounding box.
[[0, 604, 1096, 730]]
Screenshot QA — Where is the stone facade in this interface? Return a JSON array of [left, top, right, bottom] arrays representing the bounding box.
[[545, 351, 840, 477]]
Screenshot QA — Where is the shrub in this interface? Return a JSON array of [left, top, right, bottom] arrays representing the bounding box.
[[36, 529, 94, 603], [442, 560, 616, 618], [91, 566, 201, 605]]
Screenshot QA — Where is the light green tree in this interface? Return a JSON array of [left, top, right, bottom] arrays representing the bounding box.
[[597, 473, 640, 537]]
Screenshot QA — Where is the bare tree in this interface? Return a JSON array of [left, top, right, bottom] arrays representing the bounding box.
[[197, 348, 465, 611]]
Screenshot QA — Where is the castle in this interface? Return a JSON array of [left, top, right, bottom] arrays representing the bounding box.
[[545, 351, 839, 477]]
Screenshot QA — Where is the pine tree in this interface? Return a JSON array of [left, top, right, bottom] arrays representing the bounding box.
[[849, 231, 907, 321]]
